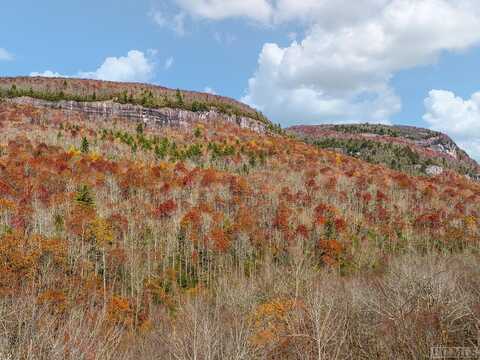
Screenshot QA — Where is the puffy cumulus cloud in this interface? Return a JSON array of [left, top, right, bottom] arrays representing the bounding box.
[[79, 50, 155, 83], [242, 0, 480, 125], [174, 0, 272, 22], [424, 90, 480, 160], [0, 48, 13, 61], [31, 50, 157, 83], [242, 42, 400, 125]]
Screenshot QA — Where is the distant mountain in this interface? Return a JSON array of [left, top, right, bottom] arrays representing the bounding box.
[[288, 123, 480, 179]]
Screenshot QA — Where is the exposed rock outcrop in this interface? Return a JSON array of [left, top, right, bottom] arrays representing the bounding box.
[[6, 97, 268, 133], [288, 123, 480, 179], [425, 165, 444, 176]]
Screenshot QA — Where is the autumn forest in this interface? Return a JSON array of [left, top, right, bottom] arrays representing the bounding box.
[[0, 79, 479, 359]]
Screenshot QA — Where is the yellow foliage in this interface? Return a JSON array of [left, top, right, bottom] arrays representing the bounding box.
[[464, 216, 477, 230], [89, 217, 114, 246], [0, 198, 15, 212], [248, 140, 258, 149], [89, 151, 101, 161], [67, 145, 81, 157], [335, 153, 343, 166]]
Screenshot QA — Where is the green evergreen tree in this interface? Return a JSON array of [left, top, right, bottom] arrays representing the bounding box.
[[75, 184, 95, 207], [176, 89, 184, 107], [194, 127, 202, 138], [136, 122, 144, 135], [81, 137, 89, 154]]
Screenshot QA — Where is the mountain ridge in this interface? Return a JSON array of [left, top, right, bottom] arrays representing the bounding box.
[[288, 123, 480, 179], [2, 77, 475, 178], [0, 76, 281, 133]]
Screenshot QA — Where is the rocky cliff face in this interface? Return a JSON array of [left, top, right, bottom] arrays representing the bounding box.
[[0, 76, 259, 119], [6, 97, 268, 134]]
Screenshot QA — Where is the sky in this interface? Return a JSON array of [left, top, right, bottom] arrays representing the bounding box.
[[2, 0, 480, 159]]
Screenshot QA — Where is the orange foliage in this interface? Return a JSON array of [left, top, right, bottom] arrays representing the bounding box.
[[200, 168, 220, 187], [108, 296, 134, 327], [38, 290, 67, 313], [209, 227, 231, 252], [319, 239, 344, 266], [250, 298, 300, 348]]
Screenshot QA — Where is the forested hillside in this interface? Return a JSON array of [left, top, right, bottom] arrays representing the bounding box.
[[0, 80, 479, 359], [289, 124, 480, 179]]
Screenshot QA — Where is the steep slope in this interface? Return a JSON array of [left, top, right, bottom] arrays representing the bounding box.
[[0, 79, 479, 359], [0, 76, 282, 134], [288, 123, 480, 179]]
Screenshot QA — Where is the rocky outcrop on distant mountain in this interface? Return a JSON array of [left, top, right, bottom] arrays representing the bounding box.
[[5, 97, 269, 134], [288, 124, 480, 179]]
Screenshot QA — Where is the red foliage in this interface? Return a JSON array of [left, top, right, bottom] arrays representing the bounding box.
[[376, 191, 388, 203], [273, 203, 291, 232], [314, 203, 337, 218], [153, 199, 177, 219], [415, 211, 445, 229], [0, 179, 14, 196], [334, 217, 347, 233], [361, 192, 372, 204], [296, 224, 309, 239]]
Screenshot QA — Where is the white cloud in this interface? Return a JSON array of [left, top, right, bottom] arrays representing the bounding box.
[[0, 48, 13, 61], [271, 0, 390, 26], [424, 90, 480, 160], [204, 86, 217, 95], [171, 0, 480, 125], [79, 50, 155, 82], [30, 70, 65, 78], [172, 0, 392, 25], [241, 0, 480, 125], [164, 56, 174, 70], [31, 50, 156, 83], [151, 10, 186, 36], [174, 0, 272, 22], [242, 41, 401, 126]]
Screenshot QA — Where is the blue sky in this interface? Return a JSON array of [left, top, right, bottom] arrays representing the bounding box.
[[2, 0, 480, 159]]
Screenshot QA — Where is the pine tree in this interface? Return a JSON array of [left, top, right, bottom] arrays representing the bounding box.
[[176, 89, 184, 107], [81, 137, 89, 154], [136, 122, 144, 135], [75, 184, 95, 207]]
